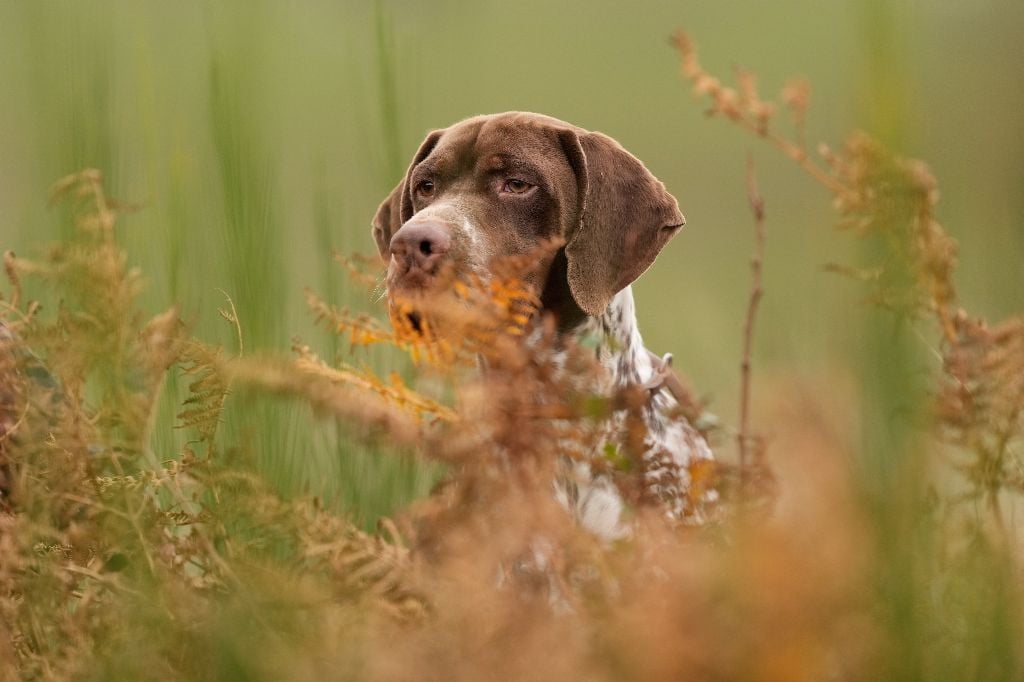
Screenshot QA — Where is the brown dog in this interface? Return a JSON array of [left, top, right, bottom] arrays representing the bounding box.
[[373, 112, 712, 538]]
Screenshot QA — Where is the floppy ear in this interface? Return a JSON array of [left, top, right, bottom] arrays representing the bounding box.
[[371, 183, 404, 258], [558, 130, 685, 316], [371, 129, 445, 258]]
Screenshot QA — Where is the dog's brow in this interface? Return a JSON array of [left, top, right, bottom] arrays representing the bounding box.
[[479, 154, 539, 176], [482, 154, 507, 171], [413, 161, 438, 176]]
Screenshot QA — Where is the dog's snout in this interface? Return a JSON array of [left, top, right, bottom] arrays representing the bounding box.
[[389, 221, 452, 273]]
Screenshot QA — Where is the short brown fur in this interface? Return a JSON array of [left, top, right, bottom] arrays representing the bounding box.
[[372, 112, 685, 322]]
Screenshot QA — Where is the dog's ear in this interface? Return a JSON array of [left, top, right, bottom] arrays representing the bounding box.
[[371, 184, 404, 258], [557, 129, 685, 316], [371, 129, 445, 258]]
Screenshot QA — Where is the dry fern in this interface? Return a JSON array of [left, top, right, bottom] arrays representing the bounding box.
[[673, 31, 1024, 533]]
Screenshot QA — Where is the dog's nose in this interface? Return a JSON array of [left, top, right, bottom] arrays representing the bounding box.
[[389, 221, 452, 273]]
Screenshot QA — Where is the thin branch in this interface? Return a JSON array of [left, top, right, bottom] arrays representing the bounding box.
[[739, 154, 767, 490], [61, 564, 146, 598], [748, 123, 848, 196]]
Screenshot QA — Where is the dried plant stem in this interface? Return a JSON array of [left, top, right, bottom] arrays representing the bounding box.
[[739, 154, 767, 488], [216, 288, 244, 358], [4, 251, 21, 309], [671, 31, 848, 197], [735, 119, 847, 196]]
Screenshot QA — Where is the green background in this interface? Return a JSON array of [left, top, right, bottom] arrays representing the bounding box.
[[0, 0, 1021, 521]]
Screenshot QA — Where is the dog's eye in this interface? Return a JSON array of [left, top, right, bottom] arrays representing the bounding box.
[[415, 180, 435, 198], [501, 179, 533, 194]]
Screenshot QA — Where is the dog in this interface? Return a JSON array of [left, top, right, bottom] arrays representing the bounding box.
[[372, 112, 713, 540]]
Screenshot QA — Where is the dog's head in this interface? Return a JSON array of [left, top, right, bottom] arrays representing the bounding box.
[[372, 112, 684, 324]]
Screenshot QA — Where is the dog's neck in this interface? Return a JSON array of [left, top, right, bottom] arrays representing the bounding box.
[[538, 253, 656, 392], [579, 287, 658, 391], [537, 266, 712, 538], [532, 253, 714, 537], [538, 250, 588, 334]]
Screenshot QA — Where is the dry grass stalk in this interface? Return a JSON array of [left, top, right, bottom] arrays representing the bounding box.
[[738, 154, 767, 495]]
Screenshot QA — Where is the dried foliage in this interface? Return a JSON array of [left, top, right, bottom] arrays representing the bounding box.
[[939, 315, 1024, 513], [0, 171, 423, 679], [0, 33, 1021, 679], [674, 30, 1024, 533]]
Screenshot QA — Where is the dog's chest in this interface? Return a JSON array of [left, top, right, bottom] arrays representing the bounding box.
[[545, 288, 714, 540]]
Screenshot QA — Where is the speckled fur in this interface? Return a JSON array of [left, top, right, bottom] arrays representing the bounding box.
[[551, 287, 713, 541]]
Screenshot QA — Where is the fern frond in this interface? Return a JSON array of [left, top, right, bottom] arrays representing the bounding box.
[[291, 340, 456, 423], [176, 340, 230, 453]]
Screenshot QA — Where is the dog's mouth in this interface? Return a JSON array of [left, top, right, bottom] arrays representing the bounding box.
[[386, 260, 468, 337], [405, 310, 424, 334], [388, 291, 435, 340]]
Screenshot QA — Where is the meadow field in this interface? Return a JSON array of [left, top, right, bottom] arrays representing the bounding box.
[[0, 1, 1023, 679]]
